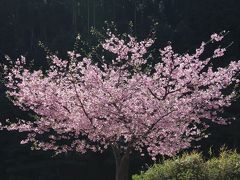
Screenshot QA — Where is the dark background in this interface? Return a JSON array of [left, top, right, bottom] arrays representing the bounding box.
[[0, 0, 240, 179]]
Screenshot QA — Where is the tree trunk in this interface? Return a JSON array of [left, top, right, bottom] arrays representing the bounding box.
[[72, 0, 77, 32], [112, 145, 130, 180], [93, 0, 96, 28], [87, 0, 90, 33]]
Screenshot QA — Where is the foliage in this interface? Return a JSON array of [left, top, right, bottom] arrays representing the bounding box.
[[206, 148, 240, 179], [133, 152, 206, 180], [132, 149, 240, 180]]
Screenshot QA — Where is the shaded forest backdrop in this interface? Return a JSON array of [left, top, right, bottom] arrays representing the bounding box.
[[0, 0, 240, 179]]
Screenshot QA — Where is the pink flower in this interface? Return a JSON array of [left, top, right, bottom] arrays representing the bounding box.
[[213, 48, 226, 58], [211, 33, 224, 42], [1, 31, 240, 163]]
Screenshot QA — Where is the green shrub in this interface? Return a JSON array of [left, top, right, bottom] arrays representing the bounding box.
[[133, 152, 206, 180], [206, 149, 240, 180], [132, 149, 240, 180]]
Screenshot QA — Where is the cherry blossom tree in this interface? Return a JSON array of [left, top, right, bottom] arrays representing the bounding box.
[[1, 31, 240, 180]]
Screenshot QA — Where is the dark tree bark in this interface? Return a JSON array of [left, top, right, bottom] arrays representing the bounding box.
[[87, 0, 90, 33], [93, 0, 96, 28], [112, 145, 130, 180], [72, 0, 77, 32]]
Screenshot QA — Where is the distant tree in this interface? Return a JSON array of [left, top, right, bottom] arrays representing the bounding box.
[[1, 31, 240, 180]]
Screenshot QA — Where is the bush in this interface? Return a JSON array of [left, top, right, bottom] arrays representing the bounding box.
[[132, 149, 240, 180], [206, 149, 240, 180]]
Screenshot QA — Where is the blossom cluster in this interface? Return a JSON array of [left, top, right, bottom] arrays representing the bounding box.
[[1, 32, 240, 159]]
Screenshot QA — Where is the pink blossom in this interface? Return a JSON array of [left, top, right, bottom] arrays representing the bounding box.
[[213, 48, 226, 58], [1, 32, 240, 161], [211, 33, 224, 42]]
